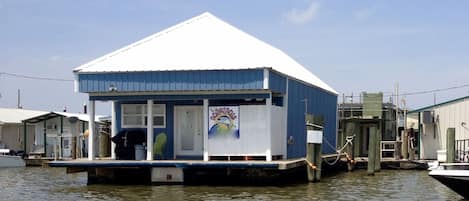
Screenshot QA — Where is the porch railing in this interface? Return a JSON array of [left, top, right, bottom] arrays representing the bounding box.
[[456, 139, 469, 162]]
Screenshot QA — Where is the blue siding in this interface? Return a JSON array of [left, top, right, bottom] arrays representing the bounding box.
[[79, 69, 264, 93], [287, 79, 337, 158], [269, 70, 287, 94], [91, 93, 270, 101]]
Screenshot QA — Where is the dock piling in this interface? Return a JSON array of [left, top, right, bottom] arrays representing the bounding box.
[[374, 126, 381, 172], [367, 126, 377, 175], [306, 143, 322, 182], [402, 130, 408, 159], [345, 122, 355, 171], [446, 128, 455, 163]]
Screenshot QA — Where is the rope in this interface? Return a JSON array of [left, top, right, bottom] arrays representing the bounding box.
[[322, 135, 355, 166]]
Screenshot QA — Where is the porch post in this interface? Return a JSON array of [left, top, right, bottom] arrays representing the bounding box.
[[266, 93, 272, 161], [146, 100, 154, 160], [88, 100, 95, 160], [111, 101, 117, 159], [203, 99, 209, 161]]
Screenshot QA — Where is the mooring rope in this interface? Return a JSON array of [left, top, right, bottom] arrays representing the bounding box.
[[322, 135, 355, 166]]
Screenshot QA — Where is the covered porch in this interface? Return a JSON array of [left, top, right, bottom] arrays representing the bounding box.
[[87, 91, 287, 162]]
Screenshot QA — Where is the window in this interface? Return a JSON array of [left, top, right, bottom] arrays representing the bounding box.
[[121, 104, 166, 128]]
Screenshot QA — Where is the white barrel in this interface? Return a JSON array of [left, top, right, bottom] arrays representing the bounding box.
[[135, 145, 146, 160]]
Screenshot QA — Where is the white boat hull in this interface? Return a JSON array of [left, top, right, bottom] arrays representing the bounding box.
[[0, 155, 26, 167], [429, 169, 469, 199]]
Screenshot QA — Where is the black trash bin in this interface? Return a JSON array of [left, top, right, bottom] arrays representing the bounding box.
[[111, 129, 146, 160]]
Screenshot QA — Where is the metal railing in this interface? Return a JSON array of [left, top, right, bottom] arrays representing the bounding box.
[[456, 139, 469, 162]]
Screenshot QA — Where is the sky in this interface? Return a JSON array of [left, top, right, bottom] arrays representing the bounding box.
[[1, 0, 469, 115]]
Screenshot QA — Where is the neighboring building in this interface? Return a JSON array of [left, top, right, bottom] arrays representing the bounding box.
[[0, 108, 48, 153], [338, 93, 404, 158], [23, 112, 106, 159], [73, 12, 338, 161], [409, 95, 469, 160]]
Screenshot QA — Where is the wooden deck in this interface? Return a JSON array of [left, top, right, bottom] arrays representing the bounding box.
[[353, 157, 429, 170], [48, 158, 306, 170]]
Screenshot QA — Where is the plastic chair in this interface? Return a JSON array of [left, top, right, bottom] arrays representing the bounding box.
[[153, 132, 167, 159]]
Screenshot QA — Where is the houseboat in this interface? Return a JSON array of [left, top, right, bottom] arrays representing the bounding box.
[[50, 12, 338, 184]]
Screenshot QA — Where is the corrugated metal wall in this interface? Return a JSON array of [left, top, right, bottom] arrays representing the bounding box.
[[287, 80, 338, 158], [269, 70, 287, 94], [79, 69, 264, 93], [83, 68, 338, 159]]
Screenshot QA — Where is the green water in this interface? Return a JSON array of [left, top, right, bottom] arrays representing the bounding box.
[[0, 167, 463, 201]]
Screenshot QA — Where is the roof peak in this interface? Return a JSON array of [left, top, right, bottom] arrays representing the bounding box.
[[73, 12, 337, 94]]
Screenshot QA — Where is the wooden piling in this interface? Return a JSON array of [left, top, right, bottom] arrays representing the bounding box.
[[367, 126, 377, 175], [306, 143, 322, 182], [314, 144, 322, 181], [346, 141, 354, 172], [345, 122, 355, 171], [402, 130, 408, 159], [446, 128, 455, 163], [374, 126, 381, 172]]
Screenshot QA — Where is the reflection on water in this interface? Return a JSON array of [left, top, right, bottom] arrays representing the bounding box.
[[0, 167, 463, 201]]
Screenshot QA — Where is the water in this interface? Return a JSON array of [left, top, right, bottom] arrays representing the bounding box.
[[0, 167, 463, 201]]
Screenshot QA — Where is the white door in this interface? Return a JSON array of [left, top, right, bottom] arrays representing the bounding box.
[[175, 106, 203, 156], [62, 136, 72, 158]]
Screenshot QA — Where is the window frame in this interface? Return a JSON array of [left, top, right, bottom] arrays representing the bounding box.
[[121, 103, 166, 128]]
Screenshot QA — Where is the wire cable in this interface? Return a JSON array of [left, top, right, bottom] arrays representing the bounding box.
[[342, 83, 469, 98], [0, 71, 73, 82]]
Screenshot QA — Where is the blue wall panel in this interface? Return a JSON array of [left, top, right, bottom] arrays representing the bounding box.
[[91, 93, 270, 101], [79, 69, 264, 93], [287, 80, 337, 158], [115, 101, 174, 159], [115, 100, 203, 159], [269, 71, 287, 94]]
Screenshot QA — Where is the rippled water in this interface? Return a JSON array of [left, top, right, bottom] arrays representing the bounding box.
[[0, 167, 463, 201]]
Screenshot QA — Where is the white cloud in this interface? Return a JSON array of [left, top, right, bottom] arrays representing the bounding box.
[[354, 7, 376, 21], [283, 1, 320, 25]]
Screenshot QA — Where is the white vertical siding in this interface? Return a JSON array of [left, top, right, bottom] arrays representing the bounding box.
[[207, 105, 286, 157], [271, 106, 286, 157], [420, 98, 469, 159]]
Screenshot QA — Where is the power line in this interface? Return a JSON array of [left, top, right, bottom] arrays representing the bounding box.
[[0, 71, 74, 82], [342, 83, 469, 98], [400, 83, 469, 96]]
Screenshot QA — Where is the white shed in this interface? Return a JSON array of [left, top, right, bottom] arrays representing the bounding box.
[[410, 96, 469, 160], [0, 108, 48, 153]]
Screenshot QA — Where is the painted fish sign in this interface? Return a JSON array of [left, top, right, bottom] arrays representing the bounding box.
[[208, 106, 240, 140]]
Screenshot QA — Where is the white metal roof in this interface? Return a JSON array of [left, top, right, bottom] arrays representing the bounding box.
[[53, 112, 105, 123], [0, 108, 48, 124], [74, 12, 337, 94]]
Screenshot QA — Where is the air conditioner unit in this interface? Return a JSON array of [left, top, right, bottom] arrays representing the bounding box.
[[422, 111, 434, 124]]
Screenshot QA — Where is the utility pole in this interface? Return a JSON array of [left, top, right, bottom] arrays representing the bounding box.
[[17, 89, 22, 109]]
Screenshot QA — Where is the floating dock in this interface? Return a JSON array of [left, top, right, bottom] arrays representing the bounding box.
[[48, 159, 309, 185]]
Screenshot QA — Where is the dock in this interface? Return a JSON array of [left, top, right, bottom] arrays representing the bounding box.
[[49, 158, 306, 170], [353, 157, 429, 170], [48, 158, 309, 185]]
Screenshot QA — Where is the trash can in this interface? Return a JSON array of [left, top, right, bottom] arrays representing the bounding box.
[[135, 144, 146, 160]]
